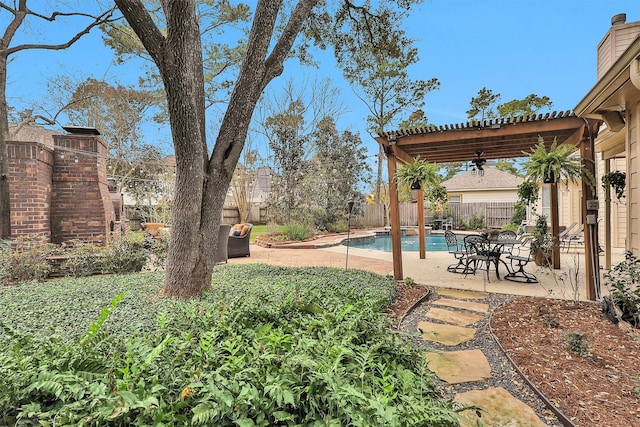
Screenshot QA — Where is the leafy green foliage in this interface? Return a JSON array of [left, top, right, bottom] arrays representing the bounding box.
[[497, 94, 553, 117], [0, 265, 457, 425], [468, 212, 486, 230], [466, 87, 500, 120], [0, 235, 56, 284], [522, 137, 593, 187], [604, 251, 640, 327], [565, 332, 590, 356], [395, 157, 440, 193], [601, 170, 626, 201], [283, 221, 312, 241]]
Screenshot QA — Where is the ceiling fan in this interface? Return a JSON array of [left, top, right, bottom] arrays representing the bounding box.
[[468, 150, 496, 176], [469, 150, 487, 170]]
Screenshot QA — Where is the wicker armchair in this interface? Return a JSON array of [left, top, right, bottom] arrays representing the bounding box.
[[228, 223, 253, 258]]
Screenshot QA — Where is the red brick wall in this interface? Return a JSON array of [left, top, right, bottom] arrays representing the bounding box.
[[7, 141, 53, 240], [50, 135, 116, 244]]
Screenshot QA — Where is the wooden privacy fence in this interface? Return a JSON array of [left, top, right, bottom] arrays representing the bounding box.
[[358, 202, 516, 229]]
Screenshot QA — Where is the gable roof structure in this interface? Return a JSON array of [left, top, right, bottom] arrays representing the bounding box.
[[442, 168, 524, 191]]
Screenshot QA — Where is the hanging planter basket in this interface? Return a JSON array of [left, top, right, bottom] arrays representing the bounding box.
[[410, 180, 422, 190], [601, 171, 626, 201]]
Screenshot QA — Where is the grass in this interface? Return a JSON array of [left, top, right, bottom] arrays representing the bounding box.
[[0, 265, 458, 426], [250, 224, 285, 243]]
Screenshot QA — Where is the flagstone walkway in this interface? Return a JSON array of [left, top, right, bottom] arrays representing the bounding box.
[[411, 288, 557, 427]]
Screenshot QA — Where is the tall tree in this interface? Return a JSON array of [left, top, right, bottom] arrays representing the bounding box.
[[0, 1, 116, 240], [302, 117, 371, 221], [115, 0, 423, 296], [466, 87, 500, 121], [265, 99, 308, 223], [331, 3, 438, 206], [497, 94, 553, 117]]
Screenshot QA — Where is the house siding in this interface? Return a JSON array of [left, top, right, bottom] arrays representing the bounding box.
[[629, 107, 639, 253], [453, 189, 518, 204], [597, 20, 640, 79]]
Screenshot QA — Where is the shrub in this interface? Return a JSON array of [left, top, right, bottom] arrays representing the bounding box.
[[0, 265, 457, 426], [468, 212, 485, 229], [97, 231, 149, 274], [565, 331, 590, 356], [59, 240, 105, 277], [510, 202, 527, 226], [603, 251, 640, 327], [0, 235, 56, 284], [283, 221, 312, 241]]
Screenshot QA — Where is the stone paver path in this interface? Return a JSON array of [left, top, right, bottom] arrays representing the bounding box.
[[419, 288, 547, 426]]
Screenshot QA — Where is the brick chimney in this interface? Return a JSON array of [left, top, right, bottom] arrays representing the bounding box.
[[7, 141, 54, 240], [50, 127, 115, 244]]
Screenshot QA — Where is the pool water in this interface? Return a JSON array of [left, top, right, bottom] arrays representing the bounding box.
[[346, 233, 448, 252]]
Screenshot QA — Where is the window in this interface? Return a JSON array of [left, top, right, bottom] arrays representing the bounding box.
[[541, 186, 550, 222]]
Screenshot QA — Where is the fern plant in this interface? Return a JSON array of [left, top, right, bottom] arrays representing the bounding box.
[[522, 136, 594, 187], [395, 157, 440, 192]]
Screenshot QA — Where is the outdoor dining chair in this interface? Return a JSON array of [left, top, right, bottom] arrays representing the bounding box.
[[442, 217, 453, 231], [444, 230, 467, 273], [463, 235, 502, 282], [504, 245, 538, 283], [497, 230, 518, 256]]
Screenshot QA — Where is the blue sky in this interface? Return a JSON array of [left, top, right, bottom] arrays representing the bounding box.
[[6, 0, 639, 163]]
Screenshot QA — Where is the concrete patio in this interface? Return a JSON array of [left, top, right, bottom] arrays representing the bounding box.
[[229, 229, 624, 301]]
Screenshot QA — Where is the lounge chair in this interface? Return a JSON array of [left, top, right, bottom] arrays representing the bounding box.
[[561, 225, 584, 252], [228, 223, 253, 258]]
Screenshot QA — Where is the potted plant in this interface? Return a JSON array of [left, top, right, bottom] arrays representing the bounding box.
[[516, 180, 539, 207], [395, 157, 439, 192], [529, 214, 553, 267], [522, 136, 594, 186], [601, 170, 626, 201]]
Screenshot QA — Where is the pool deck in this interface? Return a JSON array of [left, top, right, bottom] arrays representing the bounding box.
[[228, 228, 622, 301]]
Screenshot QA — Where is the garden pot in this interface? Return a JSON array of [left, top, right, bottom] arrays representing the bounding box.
[[534, 249, 552, 267], [410, 181, 422, 190]]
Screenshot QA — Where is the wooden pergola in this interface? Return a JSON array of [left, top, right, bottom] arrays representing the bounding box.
[[375, 111, 603, 300]]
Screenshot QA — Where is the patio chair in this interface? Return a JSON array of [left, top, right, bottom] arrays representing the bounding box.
[[497, 230, 518, 256], [228, 223, 253, 258], [442, 217, 453, 231], [444, 230, 468, 273], [463, 235, 501, 282], [504, 244, 538, 283]]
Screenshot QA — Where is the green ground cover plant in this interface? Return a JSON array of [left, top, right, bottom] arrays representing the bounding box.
[[0, 265, 457, 426]]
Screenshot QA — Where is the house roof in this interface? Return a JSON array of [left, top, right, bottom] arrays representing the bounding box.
[[441, 167, 524, 191]]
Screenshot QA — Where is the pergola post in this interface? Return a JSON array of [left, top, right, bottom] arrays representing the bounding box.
[[417, 189, 426, 259], [550, 182, 561, 269], [385, 144, 403, 280], [581, 120, 600, 300]]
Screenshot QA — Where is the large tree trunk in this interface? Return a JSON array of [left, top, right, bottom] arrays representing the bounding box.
[[116, 0, 317, 296]]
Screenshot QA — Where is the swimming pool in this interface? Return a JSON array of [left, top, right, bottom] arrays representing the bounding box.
[[345, 233, 448, 252]]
